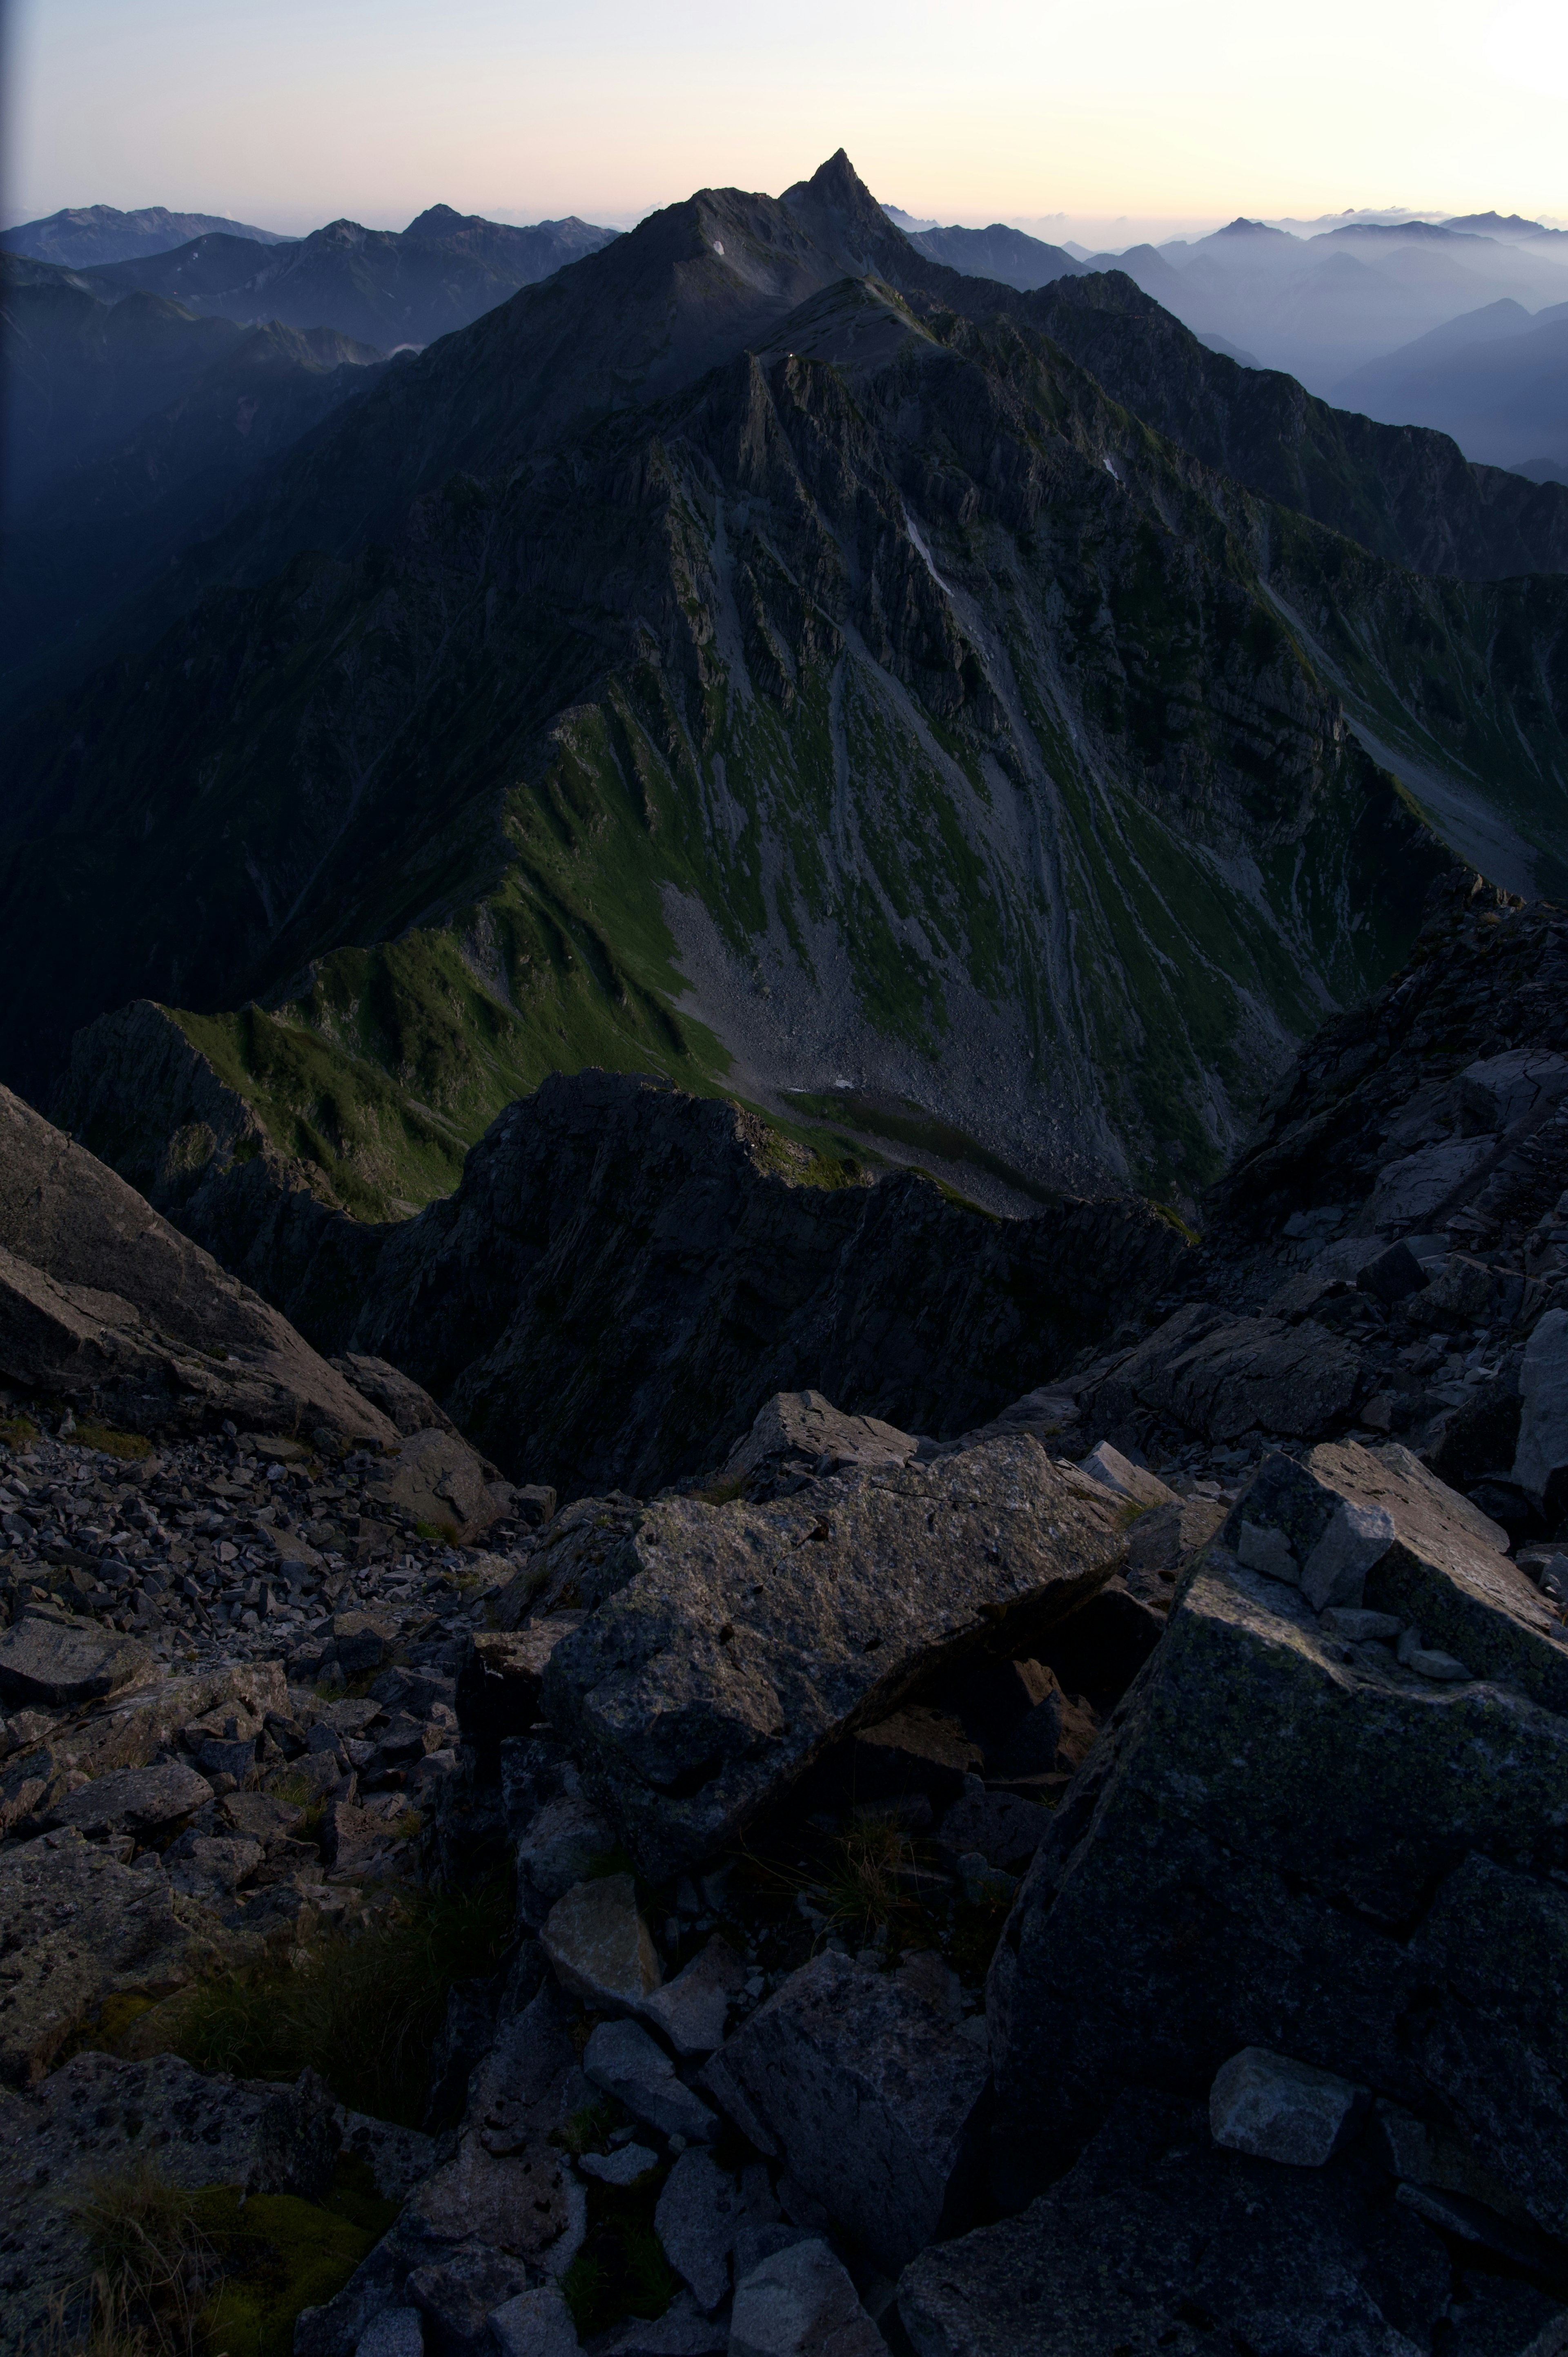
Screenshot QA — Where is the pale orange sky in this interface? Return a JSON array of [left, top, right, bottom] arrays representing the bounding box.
[[6, 0, 1565, 236]]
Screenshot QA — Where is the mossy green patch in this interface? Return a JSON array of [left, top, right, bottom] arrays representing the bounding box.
[[194, 2166, 396, 2357]]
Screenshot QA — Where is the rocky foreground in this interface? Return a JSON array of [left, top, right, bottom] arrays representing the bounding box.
[[5, 872, 1568, 2356]]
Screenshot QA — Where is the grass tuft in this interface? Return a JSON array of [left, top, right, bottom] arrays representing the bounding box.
[[65, 2163, 212, 2357], [169, 1880, 511, 2125]]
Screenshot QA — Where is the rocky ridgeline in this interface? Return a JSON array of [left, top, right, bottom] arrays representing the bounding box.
[[6, 876, 1568, 2353]]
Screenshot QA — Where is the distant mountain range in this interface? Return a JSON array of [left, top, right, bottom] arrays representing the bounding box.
[[2, 203, 290, 267], [1333, 297, 1568, 470], [3, 152, 1567, 1230]]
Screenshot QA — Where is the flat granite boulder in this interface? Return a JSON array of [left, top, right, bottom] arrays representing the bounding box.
[[987, 1474, 1568, 2238], [541, 1439, 1124, 1880], [0, 1832, 197, 2085], [0, 1612, 149, 1708], [44, 1758, 213, 1838], [701, 1952, 990, 2272]]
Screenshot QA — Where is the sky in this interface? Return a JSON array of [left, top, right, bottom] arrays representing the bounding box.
[[4, 0, 1566, 239]]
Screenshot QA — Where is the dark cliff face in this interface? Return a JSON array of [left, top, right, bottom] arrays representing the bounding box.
[[100, 1066, 1189, 1500]]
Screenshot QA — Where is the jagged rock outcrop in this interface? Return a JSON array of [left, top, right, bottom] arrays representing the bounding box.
[[0, 1083, 398, 1444]]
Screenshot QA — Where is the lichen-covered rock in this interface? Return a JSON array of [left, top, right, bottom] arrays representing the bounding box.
[[731, 2239, 887, 2357], [0, 1832, 196, 2084], [541, 1439, 1124, 1880], [700, 1952, 989, 2272]]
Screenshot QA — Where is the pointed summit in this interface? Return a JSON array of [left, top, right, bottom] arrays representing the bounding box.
[[780, 149, 911, 279]]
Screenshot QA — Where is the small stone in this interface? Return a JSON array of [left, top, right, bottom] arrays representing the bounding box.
[[577, 2143, 659, 2185], [642, 1934, 748, 2056], [729, 2239, 886, 2357], [583, 2017, 718, 2143], [541, 1874, 662, 2010], [488, 2281, 581, 2357], [1078, 1442, 1176, 1510], [1408, 1647, 1471, 1681], [1318, 1608, 1402, 1643], [1209, 2047, 1364, 2166]]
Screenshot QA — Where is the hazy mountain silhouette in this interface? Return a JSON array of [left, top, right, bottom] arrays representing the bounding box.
[[2, 203, 288, 268], [1334, 298, 1568, 468]]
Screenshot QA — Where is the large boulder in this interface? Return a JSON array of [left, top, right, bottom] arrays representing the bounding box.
[[1084, 1302, 1364, 1444], [0, 1609, 149, 1708], [897, 2089, 1463, 2357], [701, 1952, 990, 2273], [987, 1442, 1568, 2241], [0, 1084, 399, 1444], [541, 1439, 1125, 1879]]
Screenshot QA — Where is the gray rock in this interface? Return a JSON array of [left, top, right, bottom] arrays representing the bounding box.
[[1209, 2046, 1365, 2165], [0, 1612, 149, 1708], [488, 2283, 580, 2357], [408, 2132, 585, 2270], [578, 2141, 659, 2185], [466, 1979, 590, 2157], [406, 2248, 531, 2357], [937, 1788, 1047, 1871], [459, 1620, 585, 1764], [1354, 1240, 1429, 1304], [0, 1833, 194, 2084], [355, 2312, 425, 2357], [656, 2149, 753, 2310], [986, 1505, 1568, 2239], [699, 1952, 989, 2272], [1514, 1307, 1568, 1509], [850, 1708, 982, 1806], [730, 2239, 886, 2357], [542, 1441, 1123, 1880], [541, 1874, 662, 2011], [717, 1392, 917, 1491], [643, 1936, 749, 2057], [584, 2017, 719, 2144], [365, 1423, 509, 1545], [1087, 1302, 1363, 1442], [1077, 1442, 1175, 1509], [1459, 1048, 1568, 1135], [340, 2111, 447, 2203], [46, 1757, 213, 1838], [897, 2089, 1451, 2357], [516, 1783, 618, 1930], [165, 1831, 264, 1897], [1365, 1137, 1496, 1231], [605, 2292, 731, 2355], [1319, 1608, 1402, 1643], [1223, 1450, 1394, 1609]]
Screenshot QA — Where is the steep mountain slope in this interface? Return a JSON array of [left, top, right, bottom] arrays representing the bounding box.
[[907, 222, 1084, 290], [1332, 302, 1568, 470], [0, 323, 391, 687], [78, 209, 621, 349], [1021, 271, 1568, 579], [7, 155, 1567, 1220], [1, 203, 288, 267], [0, 210, 1452, 1200]]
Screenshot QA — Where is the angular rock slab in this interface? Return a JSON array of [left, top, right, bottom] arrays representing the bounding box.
[[542, 1438, 1124, 1880], [541, 1873, 662, 2011], [701, 1952, 989, 2272], [717, 1391, 918, 1490], [897, 2091, 1453, 2357], [584, 2018, 718, 2144], [986, 1538, 1568, 2239]]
